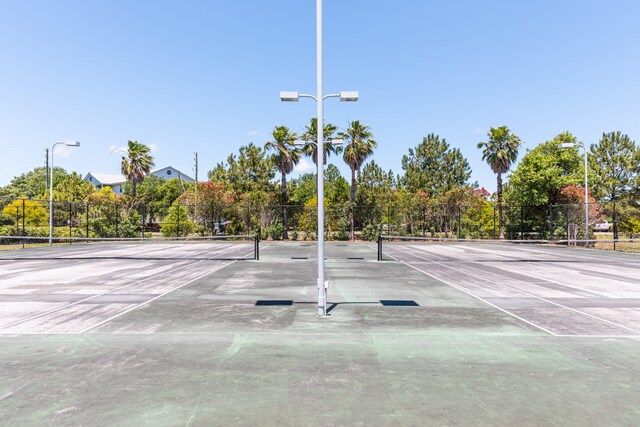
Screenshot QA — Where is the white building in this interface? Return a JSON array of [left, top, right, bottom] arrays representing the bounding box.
[[84, 166, 194, 194]]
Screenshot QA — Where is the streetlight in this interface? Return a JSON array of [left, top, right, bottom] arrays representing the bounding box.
[[49, 140, 80, 246], [280, 0, 358, 316], [559, 141, 589, 242]]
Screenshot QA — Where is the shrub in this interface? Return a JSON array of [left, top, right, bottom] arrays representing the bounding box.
[[267, 222, 283, 241], [362, 222, 382, 242], [335, 217, 349, 241], [160, 205, 194, 237]]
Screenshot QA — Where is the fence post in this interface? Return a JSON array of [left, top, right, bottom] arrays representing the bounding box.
[[210, 204, 214, 235], [68, 202, 72, 241], [115, 203, 119, 238], [22, 199, 25, 236], [613, 201, 617, 251], [141, 204, 145, 238], [15, 206, 19, 236], [565, 205, 570, 245], [493, 205, 496, 240], [86, 202, 90, 237], [520, 206, 524, 240], [177, 205, 181, 238], [387, 206, 390, 236], [458, 206, 462, 239], [548, 205, 553, 240]]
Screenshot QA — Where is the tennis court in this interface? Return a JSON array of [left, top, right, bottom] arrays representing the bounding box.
[[379, 238, 640, 337], [1, 240, 639, 425]]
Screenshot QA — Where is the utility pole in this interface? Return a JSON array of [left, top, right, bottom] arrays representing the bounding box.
[[45, 148, 50, 194], [193, 152, 198, 196], [194, 152, 198, 188]]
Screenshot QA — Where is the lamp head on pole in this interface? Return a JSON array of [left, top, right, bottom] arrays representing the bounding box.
[[280, 91, 300, 102], [56, 140, 81, 147], [558, 142, 575, 149], [339, 91, 359, 102]]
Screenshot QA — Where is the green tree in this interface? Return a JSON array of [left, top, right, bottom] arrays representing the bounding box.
[[208, 143, 275, 195], [0, 167, 66, 200], [289, 173, 317, 205], [589, 131, 639, 202], [53, 172, 94, 202], [355, 161, 397, 235], [339, 120, 376, 239], [324, 164, 349, 205], [160, 204, 194, 237], [264, 126, 300, 239], [478, 126, 522, 239], [401, 133, 471, 196], [301, 117, 338, 166], [589, 131, 640, 239], [506, 132, 582, 207], [120, 140, 154, 198]]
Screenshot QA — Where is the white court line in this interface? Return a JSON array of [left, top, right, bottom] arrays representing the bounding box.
[[381, 249, 558, 336], [0, 260, 203, 330], [556, 334, 640, 339], [77, 260, 238, 334], [397, 245, 640, 336]]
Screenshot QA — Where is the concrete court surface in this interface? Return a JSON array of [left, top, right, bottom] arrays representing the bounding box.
[[0, 241, 639, 426]]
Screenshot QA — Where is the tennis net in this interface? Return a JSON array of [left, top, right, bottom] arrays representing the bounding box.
[[0, 234, 260, 261], [376, 235, 640, 262]]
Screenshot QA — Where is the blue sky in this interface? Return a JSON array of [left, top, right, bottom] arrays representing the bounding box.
[[1, 0, 639, 191]]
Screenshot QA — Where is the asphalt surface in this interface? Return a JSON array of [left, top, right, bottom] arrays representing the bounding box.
[[0, 241, 639, 426]]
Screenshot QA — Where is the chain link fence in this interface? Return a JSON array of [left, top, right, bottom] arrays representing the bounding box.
[[2, 197, 639, 250]]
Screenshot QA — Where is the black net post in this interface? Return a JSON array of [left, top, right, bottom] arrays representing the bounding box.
[[254, 234, 260, 260], [458, 206, 462, 239], [377, 235, 382, 261]]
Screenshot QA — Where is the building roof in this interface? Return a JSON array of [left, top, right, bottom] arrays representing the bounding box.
[[86, 173, 126, 185]]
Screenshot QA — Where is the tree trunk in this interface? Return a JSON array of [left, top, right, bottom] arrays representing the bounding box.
[[350, 167, 356, 241], [281, 171, 288, 240], [132, 180, 137, 198], [497, 172, 504, 239]]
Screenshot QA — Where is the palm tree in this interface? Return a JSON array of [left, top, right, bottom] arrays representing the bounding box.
[[477, 126, 522, 239], [121, 140, 154, 198], [265, 126, 300, 239], [302, 117, 338, 166], [339, 120, 376, 240]]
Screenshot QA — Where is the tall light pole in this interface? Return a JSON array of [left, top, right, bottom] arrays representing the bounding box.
[[49, 140, 80, 246], [559, 141, 589, 242], [280, 0, 358, 316]]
